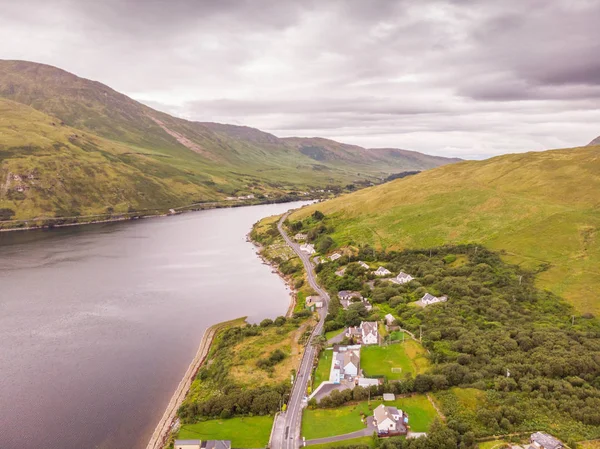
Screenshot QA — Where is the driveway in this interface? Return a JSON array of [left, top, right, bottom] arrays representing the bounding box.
[[327, 329, 346, 345], [311, 382, 351, 403]]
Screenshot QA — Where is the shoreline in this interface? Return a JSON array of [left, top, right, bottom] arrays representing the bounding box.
[[0, 197, 322, 233], [147, 214, 299, 448], [145, 317, 246, 449]]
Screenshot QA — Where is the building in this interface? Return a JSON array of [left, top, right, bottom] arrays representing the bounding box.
[[202, 441, 231, 449], [331, 345, 360, 383], [373, 404, 408, 434], [329, 252, 342, 261], [420, 293, 448, 306], [335, 267, 347, 277], [385, 314, 396, 326], [383, 393, 395, 401], [360, 321, 379, 345], [294, 233, 308, 241], [358, 377, 380, 387], [529, 432, 563, 449], [338, 290, 363, 308], [394, 272, 414, 284], [300, 243, 316, 254], [174, 441, 201, 449], [374, 266, 392, 276], [358, 261, 369, 269], [306, 296, 324, 309]]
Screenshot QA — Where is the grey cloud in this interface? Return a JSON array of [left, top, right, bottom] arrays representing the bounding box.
[[0, 0, 598, 157]]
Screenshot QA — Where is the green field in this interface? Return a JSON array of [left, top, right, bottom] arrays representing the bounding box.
[[361, 341, 429, 380], [325, 328, 345, 341], [178, 416, 273, 448], [302, 395, 438, 440], [313, 349, 333, 389], [291, 145, 600, 314]]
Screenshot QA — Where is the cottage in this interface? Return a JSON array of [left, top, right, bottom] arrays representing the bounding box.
[[360, 321, 379, 345], [329, 252, 342, 261], [358, 261, 369, 269], [338, 291, 363, 310], [374, 266, 392, 276], [203, 441, 232, 449], [174, 440, 201, 449], [345, 326, 362, 340], [373, 404, 408, 434], [394, 272, 414, 284], [529, 432, 563, 449], [385, 314, 396, 326], [294, 233, 308, 241], [420, 293, 448, 306], [331, 346, 360, 383], [300, 243, 316, 254], [335, 267, 347, 277]]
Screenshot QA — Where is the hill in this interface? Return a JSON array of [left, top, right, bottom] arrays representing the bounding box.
[[291, 146, 600, 314], [0, 60, 459, 223], [589, 136, 600, 146]]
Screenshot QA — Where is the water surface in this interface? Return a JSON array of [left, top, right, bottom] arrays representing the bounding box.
[[0, 202, 305, 449]]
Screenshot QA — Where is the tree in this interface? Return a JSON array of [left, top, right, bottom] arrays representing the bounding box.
[[312, 210, 325, 220]]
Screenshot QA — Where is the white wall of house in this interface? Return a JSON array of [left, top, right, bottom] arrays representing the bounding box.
[[377, 418, 397, 432]]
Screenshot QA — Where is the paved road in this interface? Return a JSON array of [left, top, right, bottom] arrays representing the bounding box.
[[271, 212, 330, 449]]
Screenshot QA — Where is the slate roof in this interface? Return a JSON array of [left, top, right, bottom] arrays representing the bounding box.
[[530, 432, 563, 449]]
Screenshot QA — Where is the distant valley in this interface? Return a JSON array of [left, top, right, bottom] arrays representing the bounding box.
[[0, 60, 459, 227]]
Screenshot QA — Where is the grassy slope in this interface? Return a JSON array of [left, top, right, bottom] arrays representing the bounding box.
[[0, 60, 461, 222], [0, 98, 217, 219], [178, 416, 273, 448], [292, 146, 600, 314]]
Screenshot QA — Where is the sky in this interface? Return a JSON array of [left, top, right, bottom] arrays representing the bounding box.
[[1, 0, 599, 159]]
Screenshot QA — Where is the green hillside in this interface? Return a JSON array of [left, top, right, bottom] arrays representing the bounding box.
[[291, 145, 600, 314], [0, 60, 459, 225]]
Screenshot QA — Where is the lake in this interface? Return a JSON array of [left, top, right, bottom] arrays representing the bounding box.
[[0, 202, 307, 449]]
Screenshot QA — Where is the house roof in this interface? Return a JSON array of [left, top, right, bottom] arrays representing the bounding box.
[[343, 350, 360, 368], [375, 266, 390, 272], [421, 293, 437, 302], [385, 313, 395, 321], [361, 321, 378, 337], [397, 272, 413, 280], [383, 393, 395, 401], [531, 432, 563, 449], [387, 406, 401, 416]]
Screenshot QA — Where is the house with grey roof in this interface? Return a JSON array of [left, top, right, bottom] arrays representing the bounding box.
[[529, 432, 563, 449], [358, 261, 369, 269], [393, 272, 414, 284], [373, 404, 408, 434], [300, 243, 316, 254], [330, 345, 360, 383], [335, 266, 347, 277], [294, 233, 307, 241], [175, 440, 201, 449], [360, 321, 379, 345], [374, 266, 392, 276], [420, 293, 448, 306], [329, 252, 342, 261]]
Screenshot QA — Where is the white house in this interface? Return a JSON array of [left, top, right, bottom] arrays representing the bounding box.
[[394, 272, 414, 284], [358, 261, 369, 269], [294, 233, 307, 241], [335, 267, 347, 277], [385, 314, 396, 326], [373, 404, 407, 434], [300, 243, 316, 254], [374, 266, 392, 276], [329, 252, 342, 261], [421, 293, 448, 306], [330, 346, 360, 383], [360, 321, 379, 345], [174, 441, 201, 449]]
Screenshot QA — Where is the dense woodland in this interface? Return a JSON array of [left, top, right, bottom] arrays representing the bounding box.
[[285, 213, 600, 443]]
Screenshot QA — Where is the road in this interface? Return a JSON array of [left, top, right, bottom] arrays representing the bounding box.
[[271, 212, 330, 449]]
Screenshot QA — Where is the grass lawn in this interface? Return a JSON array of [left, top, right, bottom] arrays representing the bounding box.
[[308, 436, 376, 448], [361, 341, 429, 380], [313, 349, 333, 389], [478, 440, 510, 449], [302, 394, 438, 440], [178, 416, 273, 448]]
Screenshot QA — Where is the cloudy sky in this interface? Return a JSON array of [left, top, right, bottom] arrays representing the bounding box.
[[1, 0, 599, 158]]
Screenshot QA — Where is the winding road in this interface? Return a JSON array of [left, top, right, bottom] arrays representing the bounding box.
[[271, 212, 330, 449]]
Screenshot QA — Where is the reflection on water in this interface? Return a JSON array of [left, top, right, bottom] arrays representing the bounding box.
[[0, 202, 307, 449]]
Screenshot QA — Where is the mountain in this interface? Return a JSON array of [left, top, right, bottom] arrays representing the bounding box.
[[0, 60, 459, 223], [589, 135, 600, 146], [291, 146, 600, 315]]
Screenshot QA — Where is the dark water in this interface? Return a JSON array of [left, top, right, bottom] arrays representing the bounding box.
[[0, 202, 306, 449]]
